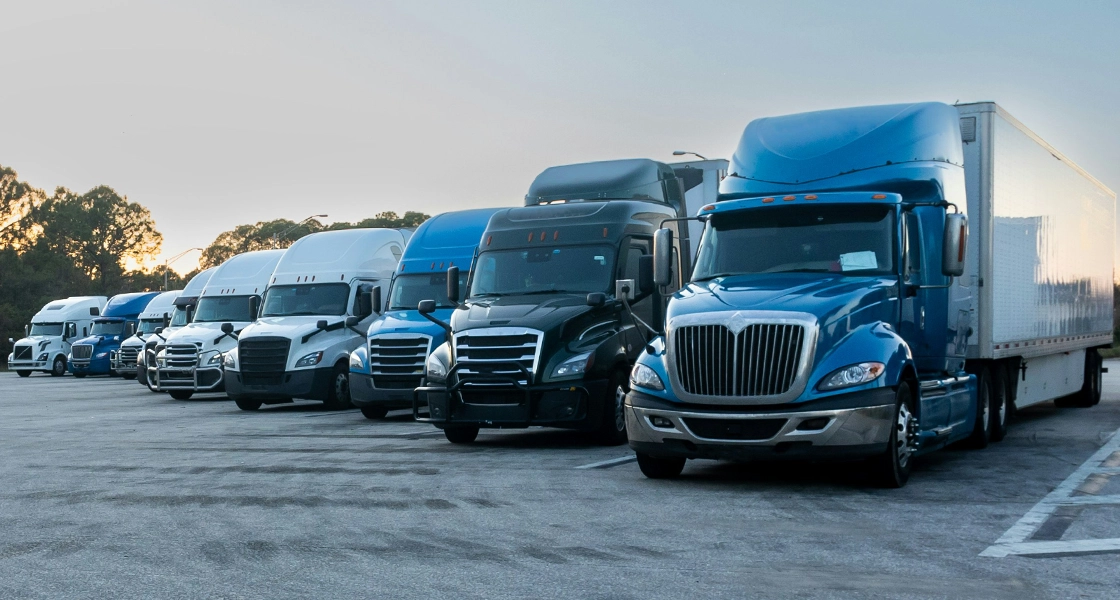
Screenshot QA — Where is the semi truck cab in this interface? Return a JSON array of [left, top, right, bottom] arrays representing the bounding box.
[[349, 208, 502, 420], [224, 228, 409, 411], [113, 289, 181, 380], [7, 296, 107, 377], [137, 268, 216, 390], [68, 292, 160, 377]]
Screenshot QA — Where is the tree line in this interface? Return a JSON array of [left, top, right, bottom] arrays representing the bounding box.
[[1, 164, 427, 361]]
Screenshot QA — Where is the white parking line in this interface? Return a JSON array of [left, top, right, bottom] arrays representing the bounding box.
[[575, 455, 637, 470], [981, 426, 1120, 558]]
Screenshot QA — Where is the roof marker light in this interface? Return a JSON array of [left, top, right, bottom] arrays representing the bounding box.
[[527, 232, 533, 242], [486, 236, 492, 246], [805, 195, 818, 200], [783, 195, 795, 201], [553, 231, 559, 241], [872, 194, 887, 199], [762, 197, 775, 203], [539, 231, 546, 242], [702, 204, 715, 211], [603, 228, 608, 237], [431, 262, 435, 269]]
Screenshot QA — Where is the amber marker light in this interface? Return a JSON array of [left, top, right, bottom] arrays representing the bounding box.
[[872, 194, 887, 199], [783, 195, 796, 201], [762, 197, 775, 203], [702, 204, 715, 211], [805, 195, 818, 200]]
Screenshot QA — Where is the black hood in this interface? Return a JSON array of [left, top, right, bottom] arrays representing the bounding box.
[[451, 293, 605, 338]]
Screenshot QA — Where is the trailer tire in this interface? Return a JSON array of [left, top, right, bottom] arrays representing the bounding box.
[[323, 363, 352, 409], [967, 367, 993, 449], [233, 396, 262, 411], [636, 453, 686, 479], [51, 357, 67, 377], [444, 426, 479, 444], [16, 370, 31, 378], [361, 406, 389, 420], [989, 364, 1009, 442], [870, 383, 915, 488], [169, 390, 193, 400], [593, 369, 629, 446], [1080, 350, 1103, 407]]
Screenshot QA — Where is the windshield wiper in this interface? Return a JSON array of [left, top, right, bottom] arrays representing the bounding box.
[[519, 289, 576, 295], [692, 273, 737, 282]]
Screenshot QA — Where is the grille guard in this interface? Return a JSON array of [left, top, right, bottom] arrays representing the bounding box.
[[413, 361, 589, 426]]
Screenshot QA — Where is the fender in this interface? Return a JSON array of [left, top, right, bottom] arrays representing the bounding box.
[[350, 345, 369, 375], [802, 321, 914, 402]]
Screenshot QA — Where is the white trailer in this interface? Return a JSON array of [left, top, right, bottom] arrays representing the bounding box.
[[957, 102, 1115, 410], [225, 228, 410, 410], [671, 158, 728, 261], [7, 296, 108, 377]]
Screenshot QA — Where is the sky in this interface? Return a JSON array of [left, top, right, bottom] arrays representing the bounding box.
[[1, 0, 1118, 274]]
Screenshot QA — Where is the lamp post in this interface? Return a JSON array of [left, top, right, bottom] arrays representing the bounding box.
[[164, 247, 203, 290], [672, 150, 709, 161], [271, 214, 328, 249]]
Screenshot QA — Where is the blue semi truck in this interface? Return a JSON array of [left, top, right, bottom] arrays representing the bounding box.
[[626, 102, 1115, 487], [349, 208, 503, 419], [68, 292, 161, 378]]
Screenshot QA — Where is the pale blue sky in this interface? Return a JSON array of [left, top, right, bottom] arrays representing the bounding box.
[[1, 0, 1117, 272]]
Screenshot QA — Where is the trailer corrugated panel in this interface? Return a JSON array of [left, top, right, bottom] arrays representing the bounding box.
[[959, 103, 1115, 360]]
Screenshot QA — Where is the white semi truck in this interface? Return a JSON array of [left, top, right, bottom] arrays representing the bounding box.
[[224, 228, 410, 410], [152, 250, 284, 400], [7, 296, 108, 377]]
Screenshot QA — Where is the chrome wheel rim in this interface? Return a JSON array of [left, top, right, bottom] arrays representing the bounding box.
[[614, 385, 626, 432], [335, 374, 349, 402], [896, 402, 913, 469], [53, 360, 64, 375]]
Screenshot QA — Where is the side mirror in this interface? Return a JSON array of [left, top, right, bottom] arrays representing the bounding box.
[[162, 313, 171, 328], [7, 337, 13, 344], [586, 292, 606, 307], [418, 300, 437, 314], [316, 319, 328, 331], [24, 324, 29, 338], [155, 327, 164, 335], [371, 286, 382, 315], [355, 284, 374, 319], [345, 316, 360, 328], [221, 322, 234, 334], [446, 266, 460, 304], [249, 296, 261, 320], [653, 228, 673, 287], [942, 213, 968, 277], [127, 322, 136, 336], [637, 255, 655, 295]]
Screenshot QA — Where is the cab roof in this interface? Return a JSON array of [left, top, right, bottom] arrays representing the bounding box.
[[202, 249, 284, 297], [101, 292, 161, 319], [484, 200, 675, 251], [398, 208, 503, 275], [269, 228, 409, 286], [30, 296, 107, 323], [525, 159, 683, 208], [139, 290, 183, 320]]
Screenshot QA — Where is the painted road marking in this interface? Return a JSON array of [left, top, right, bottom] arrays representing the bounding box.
[[981, 426, 1120, 558], [575, 455, 637, 470]]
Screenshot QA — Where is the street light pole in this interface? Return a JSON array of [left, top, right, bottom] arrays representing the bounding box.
[[272, 214, 328, 249], [164, 247, 204, 290], [672, 150, 709, 161]]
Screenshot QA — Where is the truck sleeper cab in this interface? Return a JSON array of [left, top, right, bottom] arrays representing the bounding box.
[[224, 228, 409, 411], [415, 159, 720, 445], [113, 289, 181, 380], [152, 250, 283, 400], [137, 268, 217, 390], [626, 102, 1114, 487], [68, 292, 160, 378], [349, 208, 502, 420], [7, 296, 107, 377]]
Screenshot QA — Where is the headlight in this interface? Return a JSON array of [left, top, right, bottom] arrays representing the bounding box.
[[207, 352, 224, 366], [630, 363, 665, 391], [223, 349, 237, 370], [817, 362, 886, 391], [349, 350, 364, 371], [7, 353, 13, 362], [136, 352, 144, 365], [294, 351, 323, 368], [95, 352, 108, 359], [37, 352, 49, 361], [426, 349, 449, 382], [155, 349, 168, 368], [551, 352, 593, 379]]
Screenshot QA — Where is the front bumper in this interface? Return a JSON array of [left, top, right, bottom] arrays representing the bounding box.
[[7, 360, 47, 371], [225, 367, 334, 401], [69, 357, 111, 376], [152, 364, 224, 392], [350, 372, 422, 409], [625, 388, 895, 461]]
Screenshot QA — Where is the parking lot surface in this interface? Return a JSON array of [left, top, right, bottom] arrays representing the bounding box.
[[2, 366, 1120, 599]]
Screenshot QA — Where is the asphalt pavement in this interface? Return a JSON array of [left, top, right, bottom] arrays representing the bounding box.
[[1, 364, 1119, 599]]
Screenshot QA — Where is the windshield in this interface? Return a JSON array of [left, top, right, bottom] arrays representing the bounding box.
[[194, 296, 255, 323], [261, 283, 350, 317], [29, 323, 63, 336], [692, 204, 896, 280], [91, 321, 125, 336], [390, 272, 469, 310], [137, 319, 163, 334], [170, 307, 189, 327], [469, 245, 616, 297]]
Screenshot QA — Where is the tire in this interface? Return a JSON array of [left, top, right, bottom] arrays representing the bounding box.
[[233, 396, 262, 411], [636, 452, 686, 479], [169, 390, 194, 400], [989, 364, 1009, 443], [16, 370, 31, 378], [967, 367, 993, 449], [361, 406, 389, 420], [136, 366, 148, 387], [74, 373, 86, 379], [51, 357, 67, 377], [324, 363, 352, 409], [593, 370, 629, 446], [444, 426, 480, 444], [122, 372, 137, 380], [870, 383, 916, 488]]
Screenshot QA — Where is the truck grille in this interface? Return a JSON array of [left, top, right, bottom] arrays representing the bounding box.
[[13, 345, 32, 360], [682, 417, 787, 441], [673, 323, 805, 397], [453, 328, 542, 386], [163, 344, 201, 369], [71, 345, 93, 360], [239, 337, 290, 386], [369, 335, 431, 389], [118, 346, 139, 365]]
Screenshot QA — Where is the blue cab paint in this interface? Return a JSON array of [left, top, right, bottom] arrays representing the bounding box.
[[68, 292, 160, 377], [349, 208, 503, 417]]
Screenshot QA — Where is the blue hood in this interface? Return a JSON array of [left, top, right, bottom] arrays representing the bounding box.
[[71, 334, 123, 348], [367, 309, 451, 344]]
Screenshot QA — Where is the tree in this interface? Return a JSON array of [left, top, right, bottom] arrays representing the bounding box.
[[0, 165, 45, 247]]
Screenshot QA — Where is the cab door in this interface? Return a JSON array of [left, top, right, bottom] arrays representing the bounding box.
[[899, 210, 949, 430]]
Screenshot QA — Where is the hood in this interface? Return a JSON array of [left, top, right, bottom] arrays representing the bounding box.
[[241, 315, 354, 342], [71, 334, 121, 347], [368, 310, 448, 340], [162, 322, 244, 349], [668, 274, 897, 332], [451, 293, 600, 335], [120, 335, 146, 349]]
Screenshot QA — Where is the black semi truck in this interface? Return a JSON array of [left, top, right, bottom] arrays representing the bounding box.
[[414, 158, 720, 445]]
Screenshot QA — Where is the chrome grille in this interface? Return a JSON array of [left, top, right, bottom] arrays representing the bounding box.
[[118, 346, 140, 365], [369, 334, 431, 389], [674, 323, 805, 397], [13, 345, 32, 360], [71, 345, 93, 360], [164, 344, 201, 369], [453, 328, 542, 386]]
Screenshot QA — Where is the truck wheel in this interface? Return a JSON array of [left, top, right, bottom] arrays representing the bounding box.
[[967, 367, 993, 449], [636, 453, 686, 479], [324, 363, 352, 409], [593, 370, 629, 446], [122, 372, 137, 381], [169, 390, 194, 400], [16, 370, 31, 378], [361, 406, 389, 420], [137, 366, 148, 387], [74, 373, 86, 379], [51, 357, 67, 377], [989, 364, 1009, 442], [233, 396, 262, 411], [1077, 350, 1103, 407], [444, 426, 479, 444], [870, 383, 915, 488]]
